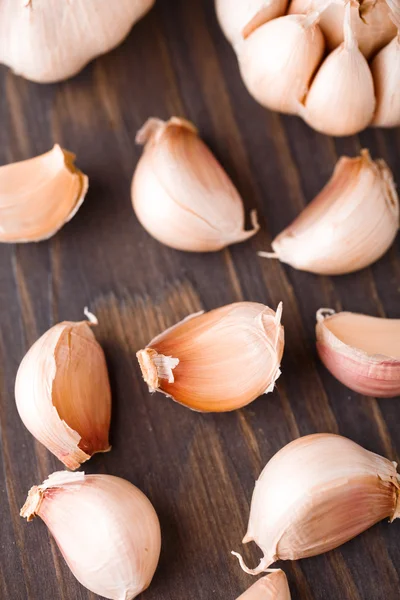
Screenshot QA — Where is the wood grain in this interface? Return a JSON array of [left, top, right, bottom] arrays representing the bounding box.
[[0, 1, 399, 598]]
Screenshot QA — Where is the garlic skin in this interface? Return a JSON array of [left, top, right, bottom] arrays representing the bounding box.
[[21, 471, 161, 600], [131, 117, 259, 252], [137, 302, 284, 412], [237, 571, 291, 599], [0, 0, 155, 83], [216, 0, 288, 44], [237, 15, 325, 115], [301, 4, 376, 136], [0, 145, 88, 243], [316, 309, 400, 397], [259, 150, 399, 275], [233, 434, 400, 574], [371, 35, 400, 128], [15, 312, 111, 470]]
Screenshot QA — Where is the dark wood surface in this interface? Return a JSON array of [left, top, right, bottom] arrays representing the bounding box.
[[0, 1, 399, 599]]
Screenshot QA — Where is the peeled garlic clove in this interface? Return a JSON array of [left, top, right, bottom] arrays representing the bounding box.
[[233, 433, 400, 574], [316, 309, 400, 397], [236, 15, 325, 115], [137, 302, 284, 412], [21, 471, 161, 600], [259, 150, 399, 275], [15, 311, 111, 470], [216, 0, 288, 44], [301, 4, 375, 136], [131, 117, 259, 252], [237, 570, 291, 599], [0, 0, 155, 83], [0, 145, 88, 243], [371, 35, 400, 128]]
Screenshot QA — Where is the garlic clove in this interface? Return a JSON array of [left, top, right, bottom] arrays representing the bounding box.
[[236, 570, 291, 599], [316, 308, 400, 397], [21, 471, 161, 600], [371, 34, 400, 128], [301, 3, 376, 136], [233, 433, 400, 574], [0, 0, 155, 83], [15, 311, 111, 470], [131, 117, 259, 252], [137, 302, 284, 412], [236, 15, 325, 115], [258, 150, 399, 275], [216, 0, 289, 45], [0, 145, 88, 243]]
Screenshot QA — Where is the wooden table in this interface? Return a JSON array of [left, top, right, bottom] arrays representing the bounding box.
[[0, 1, 399, 599]]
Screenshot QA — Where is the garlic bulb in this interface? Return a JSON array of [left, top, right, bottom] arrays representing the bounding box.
[[259, 150, 399, 275], [0, 145, 88, 243], [371, 34, 400, 128], [316, 309, 400, 397], [237, 571, 291, 599], [131, 117, 259, 252], [236, 15, 325, 114], [288, 0, 396, 58], [216, 0, 288, 44], [301, 3, 376, 136], [137, 302, 284, 412], [0, 0, 155, 83], [21, 471, 161, 600], [15, 311, 111, 470], [232, 434, 400, 574]]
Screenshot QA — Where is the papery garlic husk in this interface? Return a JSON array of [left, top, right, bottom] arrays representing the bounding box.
[[301, 3, 376, 136], [21, 471, 161, 600], [0, 145, 88, 243], [316, 308, 400, 397], [371, 34, 400, 128], [259, 150, 399, 275], [15, 311, 111, 470], [0, 0, 155, 83], [236, 15, 325, 115], [232, 433, 400, 574], [237, 570, 291, 599], [288, 0, 396, 58], [216, 0, 289, 44], [137, 302, 284, 412], [131, 117, 259, 252]]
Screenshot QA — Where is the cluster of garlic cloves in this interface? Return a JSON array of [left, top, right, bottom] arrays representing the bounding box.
[[237, 570, 291, 599], [137, 302, 284, 412], [0, 145, 88, 243], [15, 311, 111, 470], [21, 471, 161, 600], [259, 150, 399, 275], [232, 434, 400, 573], [0, 0, 155, 83], [131, 117, 259, 252]]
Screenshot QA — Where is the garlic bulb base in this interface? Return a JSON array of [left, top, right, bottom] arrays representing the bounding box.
[[137, 348, 179, 392]]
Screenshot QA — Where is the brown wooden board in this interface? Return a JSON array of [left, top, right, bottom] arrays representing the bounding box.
[[0, 1, 399, 599]]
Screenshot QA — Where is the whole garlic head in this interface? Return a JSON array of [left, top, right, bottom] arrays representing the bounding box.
[[0, 0, 155, 83]]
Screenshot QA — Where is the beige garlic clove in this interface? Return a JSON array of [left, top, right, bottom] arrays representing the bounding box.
[[137, 302, 284, 412], [371, 34, 400, 128], [15, 310, 111, 470], [316, 309, 400, 397], [236, 15, 325, 115], [21, 471, 161, 600], [288, 0, 396, 58], [131, 117, 259, 252], [301, 3, 375, 136], [0, 0, 155, 83], [232, 433, 400, 574], [216, 0, 289, 45], [237, 570, 291, 599], [259, 150, 399, 275], [0, 145, 88, 243]]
